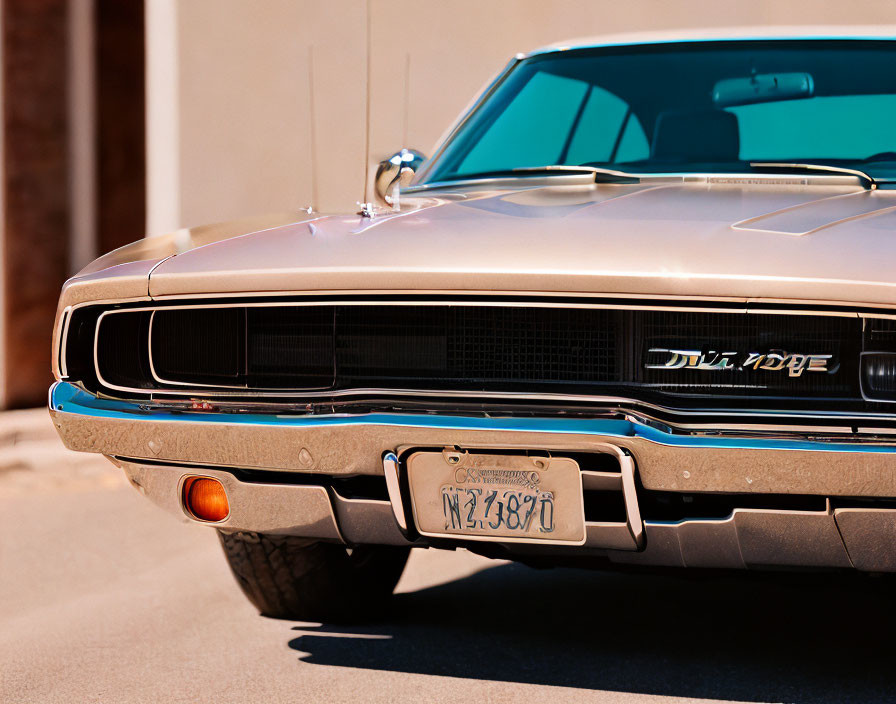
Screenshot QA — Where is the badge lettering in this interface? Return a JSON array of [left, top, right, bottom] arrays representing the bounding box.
[[647, 348, 833, 377]]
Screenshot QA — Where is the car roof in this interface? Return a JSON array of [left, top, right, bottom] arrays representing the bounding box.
[[527, 25, 896, 57]]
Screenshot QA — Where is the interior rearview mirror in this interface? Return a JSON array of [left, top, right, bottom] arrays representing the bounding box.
[[712, 72, 814, 108]]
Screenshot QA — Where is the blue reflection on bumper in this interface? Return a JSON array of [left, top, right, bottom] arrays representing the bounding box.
[[49, 381, 896, 455]]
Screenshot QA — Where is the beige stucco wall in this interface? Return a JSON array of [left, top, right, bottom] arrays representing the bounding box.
[[0, 3, 5, 407], [147, 0, 896, 233]]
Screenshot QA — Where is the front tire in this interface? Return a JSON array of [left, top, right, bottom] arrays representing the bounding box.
[[217, 531, 410, 621]]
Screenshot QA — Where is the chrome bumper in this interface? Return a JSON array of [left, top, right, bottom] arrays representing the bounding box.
[[51, 381, 896, 496], [50, 382, 896, 572]]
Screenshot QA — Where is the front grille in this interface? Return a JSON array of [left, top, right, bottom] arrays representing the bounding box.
[[120, 305, 620, 392], [73, 301, 869, 408]]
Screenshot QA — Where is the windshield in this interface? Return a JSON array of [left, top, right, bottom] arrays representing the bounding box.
[[420, 40, 896, 184]]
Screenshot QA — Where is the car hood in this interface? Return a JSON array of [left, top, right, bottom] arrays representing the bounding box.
[[66, 181, 896, 308]]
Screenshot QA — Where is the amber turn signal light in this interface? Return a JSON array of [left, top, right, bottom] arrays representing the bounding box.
[[183, 476, 230, 522]]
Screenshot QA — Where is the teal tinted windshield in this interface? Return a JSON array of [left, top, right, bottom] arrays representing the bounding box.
[[421, 40, 896, 183]]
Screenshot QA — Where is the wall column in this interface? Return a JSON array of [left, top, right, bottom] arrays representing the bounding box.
[[1, 0, 71, 409], [96, 0, 145, 253]]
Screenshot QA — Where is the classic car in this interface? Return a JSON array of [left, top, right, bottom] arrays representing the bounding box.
[[50, 30, 896, 620]]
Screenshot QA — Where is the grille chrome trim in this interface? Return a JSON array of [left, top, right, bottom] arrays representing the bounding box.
[[80, 296, 894, 407], [56, 306, 72, 379], [83, 298, 867, 316]]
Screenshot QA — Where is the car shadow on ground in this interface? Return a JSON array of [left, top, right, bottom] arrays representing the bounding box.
[[287, 560, 896, 702]]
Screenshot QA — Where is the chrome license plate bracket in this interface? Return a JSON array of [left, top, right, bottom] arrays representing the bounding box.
[[406, 450, 586, 545]]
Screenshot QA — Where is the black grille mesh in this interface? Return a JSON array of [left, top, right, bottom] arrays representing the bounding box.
[[92, 303, 863, 401], [445, 307, 617, 383], [151, 308, 242, 384], [337, 306, 449, 378], [248, 307, 334, 387], [866, 317, 896, 350]]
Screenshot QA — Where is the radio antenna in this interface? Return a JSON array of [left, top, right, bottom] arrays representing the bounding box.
[[362, 0, 372, 205], [402, 53, 410, 147], [307, 45, 319, 211]]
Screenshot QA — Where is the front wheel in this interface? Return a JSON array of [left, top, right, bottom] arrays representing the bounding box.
[[217, 531, 410, 621]]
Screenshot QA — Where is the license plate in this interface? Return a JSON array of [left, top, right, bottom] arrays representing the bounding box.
[[406, 451, 586, 544]]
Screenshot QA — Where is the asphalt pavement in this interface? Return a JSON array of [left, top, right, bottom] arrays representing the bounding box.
[[2, 408, 895, 704]]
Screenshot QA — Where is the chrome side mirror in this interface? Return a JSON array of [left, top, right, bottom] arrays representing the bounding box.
[[374, 149, 426, 205]]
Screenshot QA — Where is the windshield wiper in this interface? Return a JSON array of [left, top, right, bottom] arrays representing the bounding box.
[[433, 165, 641, 185], [511, 165, 640, 183], [750, 162, 880, 190]]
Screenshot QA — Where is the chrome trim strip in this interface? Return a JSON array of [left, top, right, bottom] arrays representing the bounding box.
[[145, 253, 176, 286], [57, 306, 72, 379], [99, 298, 760, 313], [146, 310, 166, 386], [523, 34, 896, 60], [147, 290, 755, 304], [177, 395, 893, 431], [62, 288, 896, 311]]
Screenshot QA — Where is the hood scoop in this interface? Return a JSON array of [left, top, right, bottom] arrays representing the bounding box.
[[733, 190, 896, 236]]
